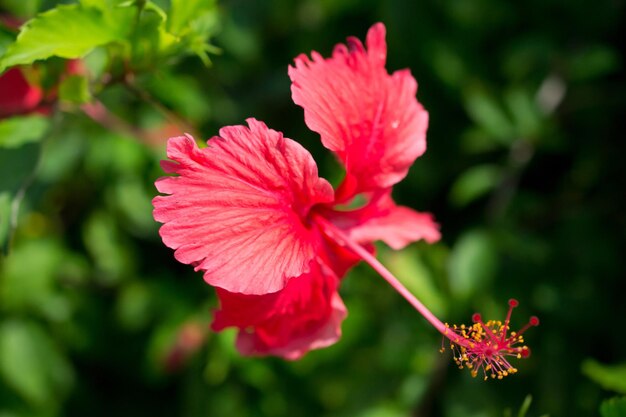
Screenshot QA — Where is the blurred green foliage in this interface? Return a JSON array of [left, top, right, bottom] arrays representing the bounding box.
[[0, 0, 625, 416], [601, 397, 626, 417]]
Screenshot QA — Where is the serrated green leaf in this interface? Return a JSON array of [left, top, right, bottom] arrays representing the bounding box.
[[59, 75, 91, 104], [0, 115, 49, 148], [582, 360, 626, 394], [0, 319, 74, 407], [0, 4, 128, 72], [449, 164, 501, 207], [601, 397, 626, 417]]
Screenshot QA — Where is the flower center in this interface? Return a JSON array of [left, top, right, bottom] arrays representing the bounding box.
[[441, 299, 539, 380]]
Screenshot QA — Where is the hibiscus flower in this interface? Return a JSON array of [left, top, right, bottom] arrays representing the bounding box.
[[0, 67, 45, 119], [153, 23, 537, 375], [0, 60, 84, 119]]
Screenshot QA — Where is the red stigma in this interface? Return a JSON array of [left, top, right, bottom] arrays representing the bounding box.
[[442, 299, 539, 381]]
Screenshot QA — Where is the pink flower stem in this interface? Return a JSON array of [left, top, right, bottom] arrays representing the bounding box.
[[315, 216, 468, 348]]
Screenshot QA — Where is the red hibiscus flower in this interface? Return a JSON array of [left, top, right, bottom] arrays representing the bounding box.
[[0, 60, 84, 120], [154, 23, 437, 358], [0, 67, 45, 119], [153, 23, 537, 371]]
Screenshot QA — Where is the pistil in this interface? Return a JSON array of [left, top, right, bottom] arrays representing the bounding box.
[[315, 214, 539, 379]]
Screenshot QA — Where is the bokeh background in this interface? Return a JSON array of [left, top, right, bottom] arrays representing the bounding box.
[[1, 0, 625, 416]]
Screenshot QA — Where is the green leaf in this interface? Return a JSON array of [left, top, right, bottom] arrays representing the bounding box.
[[168, 0, 217, 35], [504, 88, 542, 139], [0, 192, 10, 254], [129, 2, 178, 67], [112, 179, 158, 235], [601, 397, 626, 417], [0, 115, 50, 148], [79, 0, 134, 10], [59, 75, 91, 104], [518, 395, 532, 417], [115, 282, 153, 330], [582, 360, 626, 394], [449, 164, 502, 207], [0, 142, 40, 254], [0, 0, 42, 19], [168, 0, 219, 65], [568, 45, 620, 81], [0, 319, 74, 408], [82, 211, 133, 285], [464, 89, 515, 145], [427, 41, 466, 87], [0, 239, 73, 321], [142, 72, 211, 122], [0, 4, 128, 72], [0, 28, 14, 57]]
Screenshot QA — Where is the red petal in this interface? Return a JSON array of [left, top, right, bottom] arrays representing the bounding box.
[[212, 261, 347, 360], [289, 23, 429, 199], [153, 119, 334, 294], [348, 205, 440, 249], [325, 191, 440, 249]]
